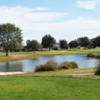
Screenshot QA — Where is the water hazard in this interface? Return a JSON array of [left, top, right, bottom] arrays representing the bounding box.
[[0, 55, 99, 72]]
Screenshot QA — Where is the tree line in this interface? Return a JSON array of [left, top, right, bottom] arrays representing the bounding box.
[[69, 36, 100, 49], [25, 35, 100, 51], [0, 23, 100, 56], [25, 34, 68, 52]]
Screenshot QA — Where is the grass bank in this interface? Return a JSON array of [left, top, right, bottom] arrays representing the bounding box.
[[19, 68, 95, 77], [0, 75, 100, 100], [0, 68, 100, 100], [0, 48, 100, 62]]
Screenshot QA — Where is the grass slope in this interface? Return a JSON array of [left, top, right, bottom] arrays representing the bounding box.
[[19, 68, 95, 77], [0, 76, 100, 100]]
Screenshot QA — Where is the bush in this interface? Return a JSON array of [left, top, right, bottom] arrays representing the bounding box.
[[35, 61, 78, 72], [87, 53, 96, 57], [59, 62, 78, 70], [59, 62, 72, 70], [35, 61, 58, 72], [69, 62, 78, 69]]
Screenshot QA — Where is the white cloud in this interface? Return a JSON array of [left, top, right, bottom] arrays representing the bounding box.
[[0, 6, 100, 43], [75, 0, 98, 10], [0, 6, 66, 24], [29, 18, 100, 33], [21, 18, 100, 43], [32, 7, 49, 11]]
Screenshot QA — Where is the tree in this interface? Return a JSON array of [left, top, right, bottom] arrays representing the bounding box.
[[59, 40, 68, 50], [0, 23, 23, 56], [41, 34, 56, 50], [77, 37, 89, 48], [68, 40, 78, 48], [26, 40, 40, 52], [92, 36, 100, 48]]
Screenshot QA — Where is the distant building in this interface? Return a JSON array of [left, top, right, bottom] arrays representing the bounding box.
[[0, 47, 4, 51]]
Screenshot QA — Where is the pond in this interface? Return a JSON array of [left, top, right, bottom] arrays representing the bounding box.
[[0, 54, 99, 72]]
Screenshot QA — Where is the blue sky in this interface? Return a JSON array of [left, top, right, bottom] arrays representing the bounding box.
[[0, 0, 100, 44]]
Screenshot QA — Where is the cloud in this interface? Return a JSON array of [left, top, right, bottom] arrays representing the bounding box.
[[32, 7, 49, 11], [0, 6, 67, 24], [0, 6, 100, 43], [21, 17, 100, 43], [30, 18, 100, 34], [75, 0, 98, 10]]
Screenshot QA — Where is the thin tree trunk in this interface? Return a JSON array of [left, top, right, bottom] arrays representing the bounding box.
[[6, 49, 9, 56]]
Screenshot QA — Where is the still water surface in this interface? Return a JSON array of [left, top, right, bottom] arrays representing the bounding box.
[[0, 55, 99, 72]]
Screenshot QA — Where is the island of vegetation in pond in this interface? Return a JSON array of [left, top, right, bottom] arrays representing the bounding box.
[[35, 60, 78, 72], [87, 53, 100, 59]]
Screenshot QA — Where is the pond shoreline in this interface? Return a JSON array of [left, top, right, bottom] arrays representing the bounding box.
[[0, 72, 27, 75], [0, 48, 100, 63], [0, 54, 99, 72]]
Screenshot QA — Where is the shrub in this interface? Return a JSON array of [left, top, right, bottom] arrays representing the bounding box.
[[87, 53, 96, 57], [35, 61, 78, 72], [59, 62, 72, 70], [59, 62, 78, 70], [69, 62, 78, 69], [35, 61, 58, 72]]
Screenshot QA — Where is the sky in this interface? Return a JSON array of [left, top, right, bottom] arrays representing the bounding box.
[[0, 0, 100, 44]]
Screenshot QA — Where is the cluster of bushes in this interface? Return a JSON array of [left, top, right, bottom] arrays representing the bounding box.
[[35, 61, 78, 72]]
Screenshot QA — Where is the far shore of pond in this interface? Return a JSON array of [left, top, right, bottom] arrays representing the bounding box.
[[0, 48, 100, 63]]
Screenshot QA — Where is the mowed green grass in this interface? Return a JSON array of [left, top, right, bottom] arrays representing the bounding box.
[[0, 76, 100, 100], [19, 68, 95, 77], [0, 48, 100, 100], [0, 48, 100, 62]]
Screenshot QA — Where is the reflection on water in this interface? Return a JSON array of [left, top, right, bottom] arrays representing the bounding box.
[[0, 55, 99, 72], [0, 62, 23, 72]]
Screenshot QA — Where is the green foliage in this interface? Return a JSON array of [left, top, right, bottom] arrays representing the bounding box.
[[77, 36, 90, 48], [26, 40, 40, 52], [0, 23, 23, 56], [59, 39, 68, 50], [35, 61, 58, 72], [59, 62, 78, 70], [68, 40, 78, 48], [92, 36, 100, 48], [41, 34, 56, 50]]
